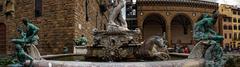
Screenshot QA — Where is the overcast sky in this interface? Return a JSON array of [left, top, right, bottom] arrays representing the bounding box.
[[202, 0, 240, 6], [132, 0, 239, 6]]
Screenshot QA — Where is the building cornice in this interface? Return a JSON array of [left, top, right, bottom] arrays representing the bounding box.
[[137, 0, 218, 9]]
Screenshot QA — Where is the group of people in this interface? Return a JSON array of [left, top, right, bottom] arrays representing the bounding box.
[[223, 44, 240, 54], [174, 40, 190, 53]]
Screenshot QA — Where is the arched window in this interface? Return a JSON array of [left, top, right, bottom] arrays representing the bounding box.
[[234, 33, 237, 40], [223, 18, 227, 22], [233, 11, 237, 15], [234, 25, 237, 30], [229, 33, 232, 39], [35, 0, 42, 17], [0, 5, 2, 12], [238, 25, 240, 30], [85, 0, 89, 21], [229, 17, 232, 22], [233, 18, 237, 23], [223, 25, 228, 30], [238, 33, 240, 40], [238, 18, 240, 23], [229, 25, 232, 30], [224, 33, 227, 39]]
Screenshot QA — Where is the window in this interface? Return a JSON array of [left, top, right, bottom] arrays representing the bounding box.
[[229, 18, 232, 22], [233, 11, 237, 15], [234, 33, 237, 40], [239, 25, 240, 30], [223, 18, 227, 22], [85, 0, 89, 21], [238, 33, 240, 40], [225, 17, 232, 22], [99, 1, 107, 15], [35, 0, 42, 17], [229, 26, 232, 30], [0, 5, 2, 12], [223, 25, 228, 30], [233, 18, 237, 23], [224, 33, 227, 39], [127, 20, 137, 30], [234, 25, 237, 30], [238, 18, 240, 23]]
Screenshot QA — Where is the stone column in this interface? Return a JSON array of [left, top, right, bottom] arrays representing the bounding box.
[[166, 22, 172, 47], [137, 14, 144, 41]]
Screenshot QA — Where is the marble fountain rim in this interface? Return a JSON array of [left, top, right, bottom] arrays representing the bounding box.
[[25, 59, 204, 67]]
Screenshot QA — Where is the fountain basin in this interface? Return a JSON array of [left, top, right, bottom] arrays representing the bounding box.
[[23, 53, 205, 67], [23, 53, 240, 67], [44, 54, 187, 61], [26, 59, 204, 67]]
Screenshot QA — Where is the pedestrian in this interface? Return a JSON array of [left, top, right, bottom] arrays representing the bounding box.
[[183, 46, 189, 53], [175, 40, 181, 53]]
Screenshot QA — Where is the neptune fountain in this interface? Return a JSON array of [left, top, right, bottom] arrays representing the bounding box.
[[7, 0, 227, 67], [86, 0, 170, 61]]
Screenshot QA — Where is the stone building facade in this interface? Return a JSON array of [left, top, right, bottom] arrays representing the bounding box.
[[136, 0, 219, 47], [219, 4, 240, 48], [0, 0, 108, 55], [0, 0, 221, 55]]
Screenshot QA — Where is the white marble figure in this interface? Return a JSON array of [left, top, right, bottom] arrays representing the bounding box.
[[107, 0, 129, 31]]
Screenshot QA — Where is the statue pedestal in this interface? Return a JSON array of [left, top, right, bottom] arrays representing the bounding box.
[[73, 46, 87, 54], [86, 30, 141, 61]]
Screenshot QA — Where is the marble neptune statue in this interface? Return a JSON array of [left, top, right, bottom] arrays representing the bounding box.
[[107, 0, 129, 31]]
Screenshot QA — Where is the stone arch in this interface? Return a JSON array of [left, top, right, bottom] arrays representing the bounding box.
[[0, 23, 6, 55], [170, 13, 192, 45], [142, 13, 166, 40]]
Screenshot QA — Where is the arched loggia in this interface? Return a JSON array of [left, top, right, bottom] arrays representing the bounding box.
[[171, 13, 192, 45], [143, 13, 166, 40]]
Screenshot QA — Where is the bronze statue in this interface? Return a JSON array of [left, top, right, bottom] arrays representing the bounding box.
[[11, 27, 33, 67], [75, 35, 88, 46], [11, 17, 42, 67], [189, 11, 226, 67], [14, 44, 33, 67]]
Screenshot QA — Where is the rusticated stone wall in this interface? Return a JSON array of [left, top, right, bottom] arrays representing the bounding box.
[[0, 0, 108, 55]]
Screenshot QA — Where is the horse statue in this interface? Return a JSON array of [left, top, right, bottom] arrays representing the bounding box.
[[138, 33, 170, 61]]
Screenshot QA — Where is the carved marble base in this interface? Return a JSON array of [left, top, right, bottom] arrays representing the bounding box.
[[87, 30, 141, 61], [106, 24, 129, 32]]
